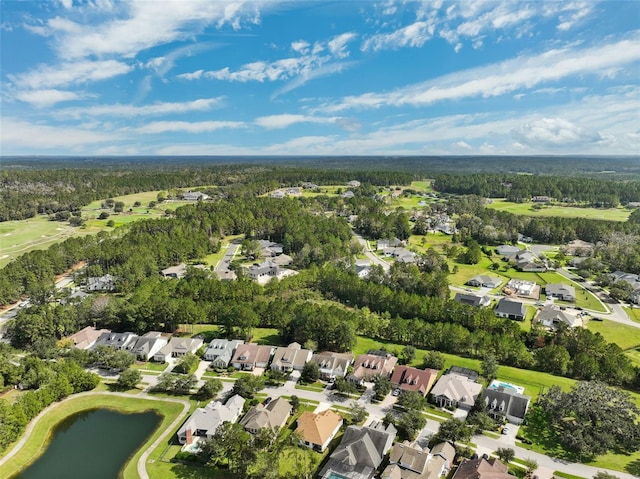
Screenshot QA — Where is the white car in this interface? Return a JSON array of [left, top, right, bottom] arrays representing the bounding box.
[[502, 426, 510, 435], [392, 388, 401, 396]]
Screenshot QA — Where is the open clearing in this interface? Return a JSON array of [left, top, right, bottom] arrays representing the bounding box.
[[587, 319, 640, 351], [486, 199, 630, 221]]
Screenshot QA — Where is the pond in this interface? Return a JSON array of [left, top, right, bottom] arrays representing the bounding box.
[[13, 408, 161, 479]]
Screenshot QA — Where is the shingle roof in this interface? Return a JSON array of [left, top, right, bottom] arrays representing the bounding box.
[[240, 397, 291, 432], [295, 410, 343, 447], [390, 366, 439, 395], [430, 374, 482, 408], [494, 298, 526, 317], [481, 387, 531, 421]]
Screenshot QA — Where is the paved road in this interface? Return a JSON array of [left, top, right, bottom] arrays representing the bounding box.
[[353, 233, 390, 271], [214, 240, 240, 272]]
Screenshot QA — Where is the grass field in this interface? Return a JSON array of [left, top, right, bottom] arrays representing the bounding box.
[[586, 319, 640, 350], [624, 307, 640, 323], [0, 393, 185, 479], [410, 180, 433, 192], [486, 199, 630, 221], [0, 190, 206, 268]]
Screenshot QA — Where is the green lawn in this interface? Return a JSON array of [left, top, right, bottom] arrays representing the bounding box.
[[486, 199, 630, 222], [132, 361, 169, 372], [409, 180, 433, 193], [624, 307, 640, 323], [586, 319, 640, 350], [0, 393, 185, 479]]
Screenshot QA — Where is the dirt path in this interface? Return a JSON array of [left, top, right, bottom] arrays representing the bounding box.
[[0, 390, 190, 479]]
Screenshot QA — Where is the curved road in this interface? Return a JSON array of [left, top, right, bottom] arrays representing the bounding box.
[[0, 391, 190, 479], [353, 233, 390, 271]]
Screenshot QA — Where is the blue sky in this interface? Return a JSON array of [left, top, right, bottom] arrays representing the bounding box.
[[1, 0, 639, 156]]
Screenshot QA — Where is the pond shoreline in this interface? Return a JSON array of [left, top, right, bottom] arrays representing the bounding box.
[[0, 391, 190, 479]]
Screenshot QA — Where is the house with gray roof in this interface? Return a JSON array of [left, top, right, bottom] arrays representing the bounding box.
[[494, 298, 526, 321], [177, 394, 245, 446], [481, 386, 531, 425], [182, 191, 209, 201], [309, 351, 354, 381], [132, 332, 168, 360], [93, 331, 138, 351], [319, 423, 397, 479], [161, 263, 188, 279], [496, 245, 522, 256], [86, 274, 116, 292], [545, 284, 576, 301], [153, 337, 203, 362], [381, 440, 455, 479], [536, 305, 581, 330], [203, 339, 244, 368], [466, 275, 502, 289], [270, 342, 312, 373], [430, 374, 482, 410], [67, 326, 110, 350], [240, 397, 292, 434], [454, 293, 491, 307]]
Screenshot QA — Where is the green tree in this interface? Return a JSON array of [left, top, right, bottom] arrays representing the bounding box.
[[496, 447, 515, 463], [173, 353, 199, 374], [231, 375, 265, 399], [290, 395, 300, 412], [436, 417, 472, 444], [401, 345, 416, 365], [349, 401, 367, 424], [197, 378, 223, 400], [300, 362, 320, 384], [421, 350, 445, 370], [481, 353, 499, 382], [333, 376, 358, 396], [538, 382, 640, 458], [396, 390, 426, 411], [373, 375, 392, 401], [116, 368, 141, 390], [395, 409, 426, 441]]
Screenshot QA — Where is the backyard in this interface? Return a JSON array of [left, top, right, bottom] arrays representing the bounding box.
[[486, 199, 630, 222]]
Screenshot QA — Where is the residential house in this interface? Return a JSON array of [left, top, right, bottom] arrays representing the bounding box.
[[308, 351, 354, 381], [231, 343, 274, 371], [131, 332, 168, 361], [270, 190, 286, 198], [258, 240, 284, 257], [511, 251, 545, 272], [341, 190, 355, 198], [377, 238, 405, 250], [390, 366, 439, 396], [348, 180, 361, 188], [565, 239, 594, 256], [286, 187, 302, 196], [536, 305, 581, 329], [355, 259, 372, 278], [447, 366, 479, 382], [203, 339, 244, 368], [504, 278, 538, 298], [481, 386, 531, 425], [496, 245, 522, 256], [319, 422, 397, 479], [154, 337, 203, 362], [240, 397, 292, 434], [610, 271, 640, 304], [176, 395, 245, 446], [494, 298, 526, 321], [466, 275, 502, 289], [295, 409, 343, 452], [245, 261, 297, 284], [270, 254, 293, 267], [59, 289, 90, 305], [182, 191, 209, 201], [216, 269, 237, 281], [381, 441, 456, 479], [350, 350, 398, 384], [66, 326, 110, 350], [86, 274, 116, 292], [383, 247, 416, 264], [454, 293, 491, 307], [161, 263, 188, 279], [93, 331, 138, 351], [452, 458, 515, 479], [531, 195, 551, 203], [545, 284, 576, 301], [430, 374, 482, 410], [270, 342, 312, 373]]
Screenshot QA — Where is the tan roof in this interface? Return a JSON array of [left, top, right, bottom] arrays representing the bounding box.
[[232, 343, 273, 365], [452, 458, 514, 479], [352, 352, 398, 379], [430, 374, 482, 408], [240, 397, 292, 432], [390, 366, 439, 395], [295, 410, 343, 447], [68, 326, 110, 350]]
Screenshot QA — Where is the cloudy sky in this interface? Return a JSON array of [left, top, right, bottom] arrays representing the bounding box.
[[1, 0, 639, 156]]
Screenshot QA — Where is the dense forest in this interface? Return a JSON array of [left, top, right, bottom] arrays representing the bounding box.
[[433, 173, 640, 206]]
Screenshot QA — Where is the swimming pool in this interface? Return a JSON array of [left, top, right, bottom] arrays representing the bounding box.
[[488, 380, 525, 394]]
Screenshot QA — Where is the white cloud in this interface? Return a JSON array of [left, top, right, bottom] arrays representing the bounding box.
[[1, 117, 119, 148], [9, 60, 132, 90], [318, 36, 640, 112], [57, 97, 224, 119], [144, 42, 218, 77], [38, 1, 266, 59], [511, 117, 603, 147], [327, 32, 357, 58], [180, 31, 358, 96], [362, 20, 434, 51], [254, 114, 340, 129], [14, 89, 84, 107], [291, 40, 310, 54], [135, 120, 245, 134]]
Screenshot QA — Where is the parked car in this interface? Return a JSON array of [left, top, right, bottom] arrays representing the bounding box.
[[263, 397, 272, 405], [392, 388, 401, 396], [502, 426, 510, 435]]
